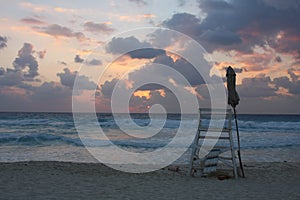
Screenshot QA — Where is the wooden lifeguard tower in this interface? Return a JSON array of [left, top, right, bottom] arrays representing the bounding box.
[[188, 108, 242, 179]]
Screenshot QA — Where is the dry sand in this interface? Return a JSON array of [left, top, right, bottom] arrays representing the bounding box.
[[0, 161, 299, 200]]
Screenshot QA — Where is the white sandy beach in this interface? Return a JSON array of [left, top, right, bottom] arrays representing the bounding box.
[[0, 161, 299, 200]]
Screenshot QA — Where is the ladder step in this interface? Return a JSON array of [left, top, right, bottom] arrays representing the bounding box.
[[219, 156, 233, 160], [206, 150, 221, 158], [199, 128, 230, 132], [205, 158, 219, 165], [203, 166, 217, 174], [194, 145, 230, 152], [199, 136, 230, 140]]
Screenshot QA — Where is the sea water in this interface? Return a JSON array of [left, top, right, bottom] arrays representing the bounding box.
[[0, 112, 299, 163]]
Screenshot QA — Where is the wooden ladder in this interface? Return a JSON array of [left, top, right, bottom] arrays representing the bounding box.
[[188, 108, 239, 179]]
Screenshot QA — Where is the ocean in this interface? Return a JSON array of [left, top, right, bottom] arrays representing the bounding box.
[[0, 112, 299, 164]]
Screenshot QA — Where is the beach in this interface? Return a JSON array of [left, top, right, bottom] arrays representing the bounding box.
[[0, 161, 299, 200], [0, 112, 299, 199]]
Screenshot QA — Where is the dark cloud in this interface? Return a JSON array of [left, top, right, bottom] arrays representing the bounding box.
[[0, 68, 25, 87], [100, 78, 118, 98], [86, 59, 102, 66], [129, 48, 165, 59], [238, 75, 277, 97], [106, 36, 149, 54], [131, 89, 180, 113], [36, 50, 46, 59], [98, 78, 180, 113], [0, 36, 8, 49], [162, 13, 202, 38], [199, 29, 242, 46], [0, 43, 40, 89], [123, 53, 209, 93], [20, 17, 46, 25], [106, 36, 165, 59], [31, 83, 72, 111], [57, 68, 97, 90], [162, 0, 300, 54], [0, 82, 72, 112], [83, 21, 114, 34], [13, 43, 39, 79], [74, 55, 84, 63], [273, 70, 300, 94], [148, 29, 181, 48], [136, 83, 166, 91], [32, 82, 71, 102], [35, 24, 87, 41], [237, 94, 300, 114], [153, 54, 206, 86]]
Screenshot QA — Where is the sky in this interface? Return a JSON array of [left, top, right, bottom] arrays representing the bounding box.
[[0, 0, 300, 114]]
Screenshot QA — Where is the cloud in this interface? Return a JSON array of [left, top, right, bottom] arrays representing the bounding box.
[[100, 78, 118, 98], [235, 51, 273, 72], [106, 36, 165, 59], [106, 36, 149, 54], [36, 50, 46, 59], [148, 29, 182, 49], [162, 13, 202, 38], [273, 70, 300, 94], [199, 29, 242, 46], [86, 59, 102, 66], [57, 68, 97, 90], [0, 43, 41, 89], [130, 89, 180, 113], [32, 81, 71, 101], [13, 43, 39, 79], [98, 77, 181, 113], [74, 55, 84, 63], [129, 48, 165, 59], [35, 24, 87, 41], [0, 81, 73, 112], [0, 68, 26, 87], [0, 36, 8, 49], [20, 17, 46, 25], [162, 0, 300, 54], [238, 75, 277, 97], [83, 21, 114, 34], [153, 55, 206, 86]]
